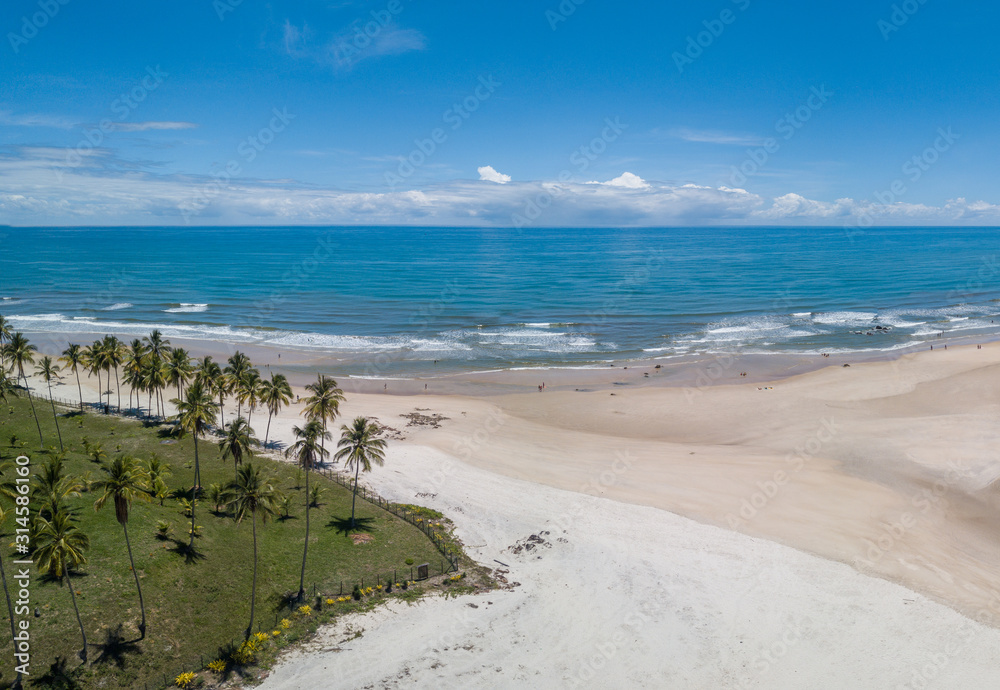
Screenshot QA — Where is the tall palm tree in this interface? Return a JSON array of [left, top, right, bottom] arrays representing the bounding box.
[[224, 352, 251, 418], [0, 505, 22, 688], [0, 314, 11, 375], [237, 368, 262, 429], [93, 455, 150, 639], [219, 416, 256, 481], [84, 340, 108, 414], [165, 348, 194, 400], [5, 333, 42, 448], [221, 462, 281, 641], [303, 375, 344, 456], [103, 335, 125, 412], [334, 417, 387, 529], [34, 509, 90, 663], [31, 456, 84, 521], [124, 339, 149, 412], [172, 382, 217, 550], [286, 420, 329, 602], [35, 356, 63, 451], [259, 373, 292, 447], [60, 344, 86, 412], [143, 330, 171, 414], [141, 355, 167, 419]]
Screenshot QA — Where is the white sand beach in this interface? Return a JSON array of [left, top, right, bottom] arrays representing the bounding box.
[[17, 337, 1000, 688]]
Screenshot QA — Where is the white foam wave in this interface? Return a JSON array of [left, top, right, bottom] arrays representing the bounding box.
[[164, 303, 209, 313], [812, 311, 878, 327], [102, 302, 132, 311]]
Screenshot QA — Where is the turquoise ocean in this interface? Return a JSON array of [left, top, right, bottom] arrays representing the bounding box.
[[3, 226, 1000, 375]]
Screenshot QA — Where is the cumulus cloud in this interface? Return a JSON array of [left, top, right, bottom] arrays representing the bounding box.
[[1, 148, 999, 228], [477, 165, 511, 184]]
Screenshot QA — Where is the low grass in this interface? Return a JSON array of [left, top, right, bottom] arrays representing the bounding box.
[[0, 395, 447, 689]]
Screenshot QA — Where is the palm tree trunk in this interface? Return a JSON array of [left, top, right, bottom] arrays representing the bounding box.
[[0, 551, 23, 687], [95, 369, 102, 413], [114, 367, 121, 412], [23, 378, 43, 450], [264, 411, 273, 447], [218, 392, 225, 428], [189, 433, 199, 551], [122, 522, 146, 639], [146, 390, 152, 420], [299, 467, 309, 601], [74, 369, 83, 412], [64, 560, 88, 664], [350, 462, 361, 529], [46, 381, 63, 452], [246, 511, 258, 641]]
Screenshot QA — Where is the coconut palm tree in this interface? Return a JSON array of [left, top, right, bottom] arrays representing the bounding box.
[[35, 356, 63, 452], [172, 382, 217, 550], [0, 314, 11, 375], [334, 417, 387, 529], [124, 339, 149, 413], [146, 454, 172, 506], [0, 370, 17, 407], [5, 333, 42, 448], [84, 340, 108, 414], [142, 329, 170, 362], [237, 368, 262, 429], [102, 335, 125, 412], [93, 455, 150, 639], [221, 462, 281, 641], [303, 375, 344, 456], [165, 348, 194, 400], [0, 505, 22, 688], [33, 509, 90, 663], [60, 344, 86, 412], [219, 416, 256, 481], [141, 355, 168, 419], [224, 352, 251, 417], [286, 419, 329, 602], [258, 373, 292, 447], [31, 456, 84, 521]]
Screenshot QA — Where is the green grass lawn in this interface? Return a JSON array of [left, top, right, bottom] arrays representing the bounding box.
[[0, 395, 447, 689]]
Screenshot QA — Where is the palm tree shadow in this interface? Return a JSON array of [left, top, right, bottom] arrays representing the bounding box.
[[326, 516, 375, 536], [34, 656, 82, 689], [94, 624, 142, 667], [168, 539, 206, 564]]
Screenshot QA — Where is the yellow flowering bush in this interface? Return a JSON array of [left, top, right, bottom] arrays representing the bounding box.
[[272, 630, 281, 637], [254, 632, 270, 643], [231, 639, 259, 665], [280, 618, 291, 629], [207, 659, 226, 673], [175, 671, 197, 688], [325, 598, 336, 605], [298, 604, 313, 616]]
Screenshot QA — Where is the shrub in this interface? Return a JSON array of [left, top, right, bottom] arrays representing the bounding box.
[[207, 659, 226, 673], [156, 520, 173, 540], [175, 671, 197, 688], [297, 604, 312, 616], [405, 558, 414, 566], [352, 584, 361, 601]]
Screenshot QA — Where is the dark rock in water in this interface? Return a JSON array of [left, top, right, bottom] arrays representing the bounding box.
[[843, 364, 851, 367]]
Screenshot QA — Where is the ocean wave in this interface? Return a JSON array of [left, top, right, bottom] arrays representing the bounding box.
[[164, 303, 209, 313], [101, 302, 133, 311], [812, 311, 878, 327]]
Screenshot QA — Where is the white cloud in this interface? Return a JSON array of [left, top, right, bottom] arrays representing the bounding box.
[[478, 165, 511, 184], [2, 148, 1000, 228], [108, 121, 198, 132], [667, 128, 765, 146], [592, 172, 649, 189]]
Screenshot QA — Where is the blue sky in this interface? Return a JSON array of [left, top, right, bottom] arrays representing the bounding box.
[[2, 0, 999, 226]]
